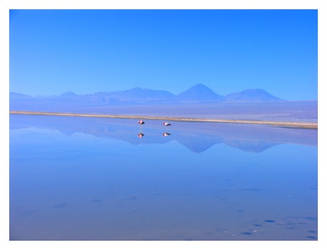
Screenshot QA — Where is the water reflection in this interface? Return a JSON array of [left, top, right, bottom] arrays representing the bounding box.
[[10, 114, 317, 240], [10, 115, 317, 153], [137, 132, 144, 138]]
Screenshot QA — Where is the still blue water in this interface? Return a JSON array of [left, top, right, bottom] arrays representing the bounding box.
[[10, 115, 317, 240]]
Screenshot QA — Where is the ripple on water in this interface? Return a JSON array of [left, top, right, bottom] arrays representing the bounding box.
[[304, 217, 317, 221], [241, 232, 252, 235]]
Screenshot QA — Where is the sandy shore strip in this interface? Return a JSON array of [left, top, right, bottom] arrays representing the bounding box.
[[10, 111, 317, 129]]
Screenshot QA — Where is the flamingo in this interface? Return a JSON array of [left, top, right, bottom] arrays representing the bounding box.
[[162, 132, 171, 137], [138, 120, 145, 125], [163, 122, 171, 126], [137, 132, 144, 138]]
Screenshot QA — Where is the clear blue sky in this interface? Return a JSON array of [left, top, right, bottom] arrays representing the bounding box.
[[10, 10, 317, 100]]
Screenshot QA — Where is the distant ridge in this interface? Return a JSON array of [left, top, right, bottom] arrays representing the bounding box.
[[10, 92, 31, 98], [10, 84, 283, 105], [177, 83, 223, 102], [10, 85, 317, 123], [225, 89, 281, 102], [99, 87, 176, 103]]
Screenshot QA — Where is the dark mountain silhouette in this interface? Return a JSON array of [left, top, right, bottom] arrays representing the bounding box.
[[61, 91, 78, 97], [10, 85, 318, 122], [225, 89, 281, 102], [177, 83, 223, 102], [10, 92, 31, 99], [10, 84, 284, 108], [95, 87, 176, 104]]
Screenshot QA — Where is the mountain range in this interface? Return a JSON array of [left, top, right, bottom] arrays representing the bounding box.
[[10, 84, 282, 105]]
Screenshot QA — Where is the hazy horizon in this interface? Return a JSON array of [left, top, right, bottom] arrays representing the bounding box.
[[9, 84, 318, 101]]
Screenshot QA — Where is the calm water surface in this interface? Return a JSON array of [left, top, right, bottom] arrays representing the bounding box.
[[10, 115, 317, 240]]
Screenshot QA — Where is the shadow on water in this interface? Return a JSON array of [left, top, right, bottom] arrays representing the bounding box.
[[10, 114, 317, 153]]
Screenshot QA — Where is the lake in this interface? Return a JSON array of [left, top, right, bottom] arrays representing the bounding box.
[[10, 114, 317, 240]]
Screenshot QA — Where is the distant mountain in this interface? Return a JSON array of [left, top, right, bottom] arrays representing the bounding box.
[[224, 89, 281, 102], [10, 85, 287, 112], [100, 87, 176, 103], [10, 92, 31, 99], [178, 84, 223, 102], [61, 91, 78, 97]]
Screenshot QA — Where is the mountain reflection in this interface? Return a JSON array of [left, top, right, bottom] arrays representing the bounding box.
[[10, 115, 317, 153]]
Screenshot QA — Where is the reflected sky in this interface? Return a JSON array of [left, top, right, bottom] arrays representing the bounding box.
[[10, 115, 317, 240], [10, 115, 317, 153]]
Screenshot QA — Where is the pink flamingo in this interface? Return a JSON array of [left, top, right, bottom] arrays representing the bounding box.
[[163, 122, 171, 126]]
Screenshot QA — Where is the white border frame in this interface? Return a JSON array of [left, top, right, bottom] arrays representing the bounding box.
[[1, 1, 325, 250]]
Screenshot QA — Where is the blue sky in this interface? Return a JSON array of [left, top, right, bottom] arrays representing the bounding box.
[[10, 10, 317, 100]]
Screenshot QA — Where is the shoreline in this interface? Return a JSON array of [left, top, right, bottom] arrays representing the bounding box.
[[10, 111, 318, 129]]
